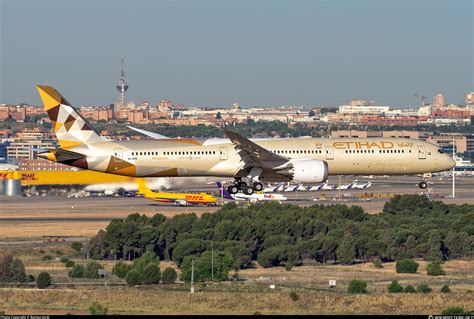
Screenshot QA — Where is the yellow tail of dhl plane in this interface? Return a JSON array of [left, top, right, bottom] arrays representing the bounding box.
[[135, 179, 217, 206]]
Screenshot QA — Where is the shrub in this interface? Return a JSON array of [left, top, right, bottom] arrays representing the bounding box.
[[69, 264, 85, 278], [125, 269, 141, 285], [417, 284, 432, 293], [289, 291, 299, 301], [89, 302, 108, 315], [71, 242, 83, 253], [36, 272, 51, 289], [142, 263, 161, 284], [60, 257, 69, 263], [133, 252, 160, 274], [388, 280, 404, 293], [285, 262, 294, 272], [38, 249, 45, 254], [440, 284, 451, 293], [372, 259, 383, 269], [396, 259, 419, 274], [65, 260, 75, 268], [113, 261, 133, 279], [347, 279, 367, 294], [441, 307, 466, 315], [25, 274, 35, 282], [426, 261, 445, 276], [161, 267, 177, 284], [83, 261, 103, 279], [42, 255, 52, 261], [55, 250, 63, 256], [404, 285, 416, 293], [9, 258, 26, 282]]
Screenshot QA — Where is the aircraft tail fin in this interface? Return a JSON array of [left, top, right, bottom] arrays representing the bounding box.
[[216, 181, 233, 199], [135, 178, 152, 196], [36, 85, 104, 149]]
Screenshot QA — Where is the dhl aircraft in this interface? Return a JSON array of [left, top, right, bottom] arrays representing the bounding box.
[[36, 85, 455, 195], [135, 178, 217, 206]]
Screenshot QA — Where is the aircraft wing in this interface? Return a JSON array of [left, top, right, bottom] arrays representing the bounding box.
[[223, 129, 288, 167], [127, 126, 170, 139]]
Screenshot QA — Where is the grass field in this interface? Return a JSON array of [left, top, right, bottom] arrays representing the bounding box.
[[0, 241, 472, 315]]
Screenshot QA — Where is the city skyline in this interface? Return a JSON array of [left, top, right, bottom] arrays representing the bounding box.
[[1, 0, 472, 107]]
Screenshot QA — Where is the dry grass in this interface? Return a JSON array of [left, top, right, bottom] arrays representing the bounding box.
[[0, 287, 472, 315], [0, 221, 108, 238]]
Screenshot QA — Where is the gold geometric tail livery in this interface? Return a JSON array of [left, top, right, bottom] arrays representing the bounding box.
[[36, 85, 104, 149], [35, 85, 455, 186]]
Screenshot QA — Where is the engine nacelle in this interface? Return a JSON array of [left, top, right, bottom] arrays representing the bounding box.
[[287, 159, 328, 183]]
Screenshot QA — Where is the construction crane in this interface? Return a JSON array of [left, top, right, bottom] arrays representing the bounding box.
[[413, 94, 428, 106]]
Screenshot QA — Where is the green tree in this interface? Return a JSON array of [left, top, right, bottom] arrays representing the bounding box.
[[113, 261, 132, 279], [36, 272, 51, 289], [142, 263, 161, 284], [337, 234, 356, 264], [89, 302, 108, 315], [83, 261, 103, 279], [133, 252, 159, 273], [71, 242, 83, 253], [181, 251, 233, 282], [425, 230, 443, 261], [372, 259, 383, 269], [441, 307, 466, 315], [388, 280, 404, 293], [161, 267, 177, 284], [68, 264, 85, 278], [440, 284, 451, 293], [0, 253, 13, 282], [445, 231, 470, 259], [404, 285, 416, 293], [347, 279, 368, 294], [417, 284, 432, 293], [65, 260, 75, 268], [172, 239, 206, 266], [9, 258, 26, 282], [396, 259, 419, 274], [426, 261, 445, 276], [125, 269, 141, 285]]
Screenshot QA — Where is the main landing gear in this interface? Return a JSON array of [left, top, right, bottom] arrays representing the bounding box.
[[227, 179, 263, 195], [418, 173, 432, 189]]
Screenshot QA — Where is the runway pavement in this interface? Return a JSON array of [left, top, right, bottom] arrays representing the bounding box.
[[0, 175, 473, 238]]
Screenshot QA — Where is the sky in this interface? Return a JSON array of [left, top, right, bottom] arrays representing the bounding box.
[[0, 0, 472, 108]]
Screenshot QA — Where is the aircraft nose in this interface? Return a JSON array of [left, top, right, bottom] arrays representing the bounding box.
[[443, 155, 456, 171]]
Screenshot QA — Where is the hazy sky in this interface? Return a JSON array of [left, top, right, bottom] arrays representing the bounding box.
[[1, 0, 472, 107]]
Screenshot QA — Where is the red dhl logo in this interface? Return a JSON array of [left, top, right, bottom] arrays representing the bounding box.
[[185, 195, 205, 201], [21, 173, 38, 181]]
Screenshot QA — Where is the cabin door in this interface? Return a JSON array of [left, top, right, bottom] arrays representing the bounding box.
[[114, 148, 123, 162], [219, 147, 228, 160], [418, 146, 426, 159], [325, 146, 334, 160]]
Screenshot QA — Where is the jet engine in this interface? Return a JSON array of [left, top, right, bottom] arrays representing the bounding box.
[[277, 159, 328, 183]]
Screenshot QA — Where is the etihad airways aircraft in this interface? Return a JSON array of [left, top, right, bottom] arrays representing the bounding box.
[[36, 85, 455, 195]]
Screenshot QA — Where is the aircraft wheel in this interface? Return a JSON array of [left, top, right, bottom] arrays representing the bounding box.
[[237, 181, 248, 190], [253, 182, 263, 192], [418, 181, 428, 189], [244, 186, 254, 195], [228, 185, 239, 194]]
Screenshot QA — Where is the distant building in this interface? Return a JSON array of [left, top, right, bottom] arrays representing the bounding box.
[[231, 102, 241, 110], [158, 100, 172, 112], [427, 134, 467, 154], [338, 105, 390, 115], [331, 130, 432, 139], [465, 92, 474, 105], [433, 94, 445, 109], [19, 159, 77, 171]]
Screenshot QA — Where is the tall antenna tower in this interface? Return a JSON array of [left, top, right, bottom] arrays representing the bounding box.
[[116, 57, 128, 108]]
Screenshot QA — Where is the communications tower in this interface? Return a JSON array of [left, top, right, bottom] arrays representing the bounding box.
[[116, 57, 128, 108]]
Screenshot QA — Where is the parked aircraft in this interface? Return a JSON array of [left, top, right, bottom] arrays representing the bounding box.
[[307, 181, 335, 191], [336, 181, 356, 190], [136, 178, 217, 206], [351, 180, 372, 189], [216, 182, 287, 203], [36, 85, 455, 194]]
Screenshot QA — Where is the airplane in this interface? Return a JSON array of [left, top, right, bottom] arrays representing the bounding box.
[[216, 182, 287, 203], [336, 181, 356, 190], [263, 183, 283, 192], [307, 181, 335, 191], [135, 178, 218, 206], [284, 183, 302, 192], [35, 85, 455, 193], [351, 180, 372, 189]]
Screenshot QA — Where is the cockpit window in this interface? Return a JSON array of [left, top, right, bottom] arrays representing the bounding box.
[[437, 149, 444, 154]]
